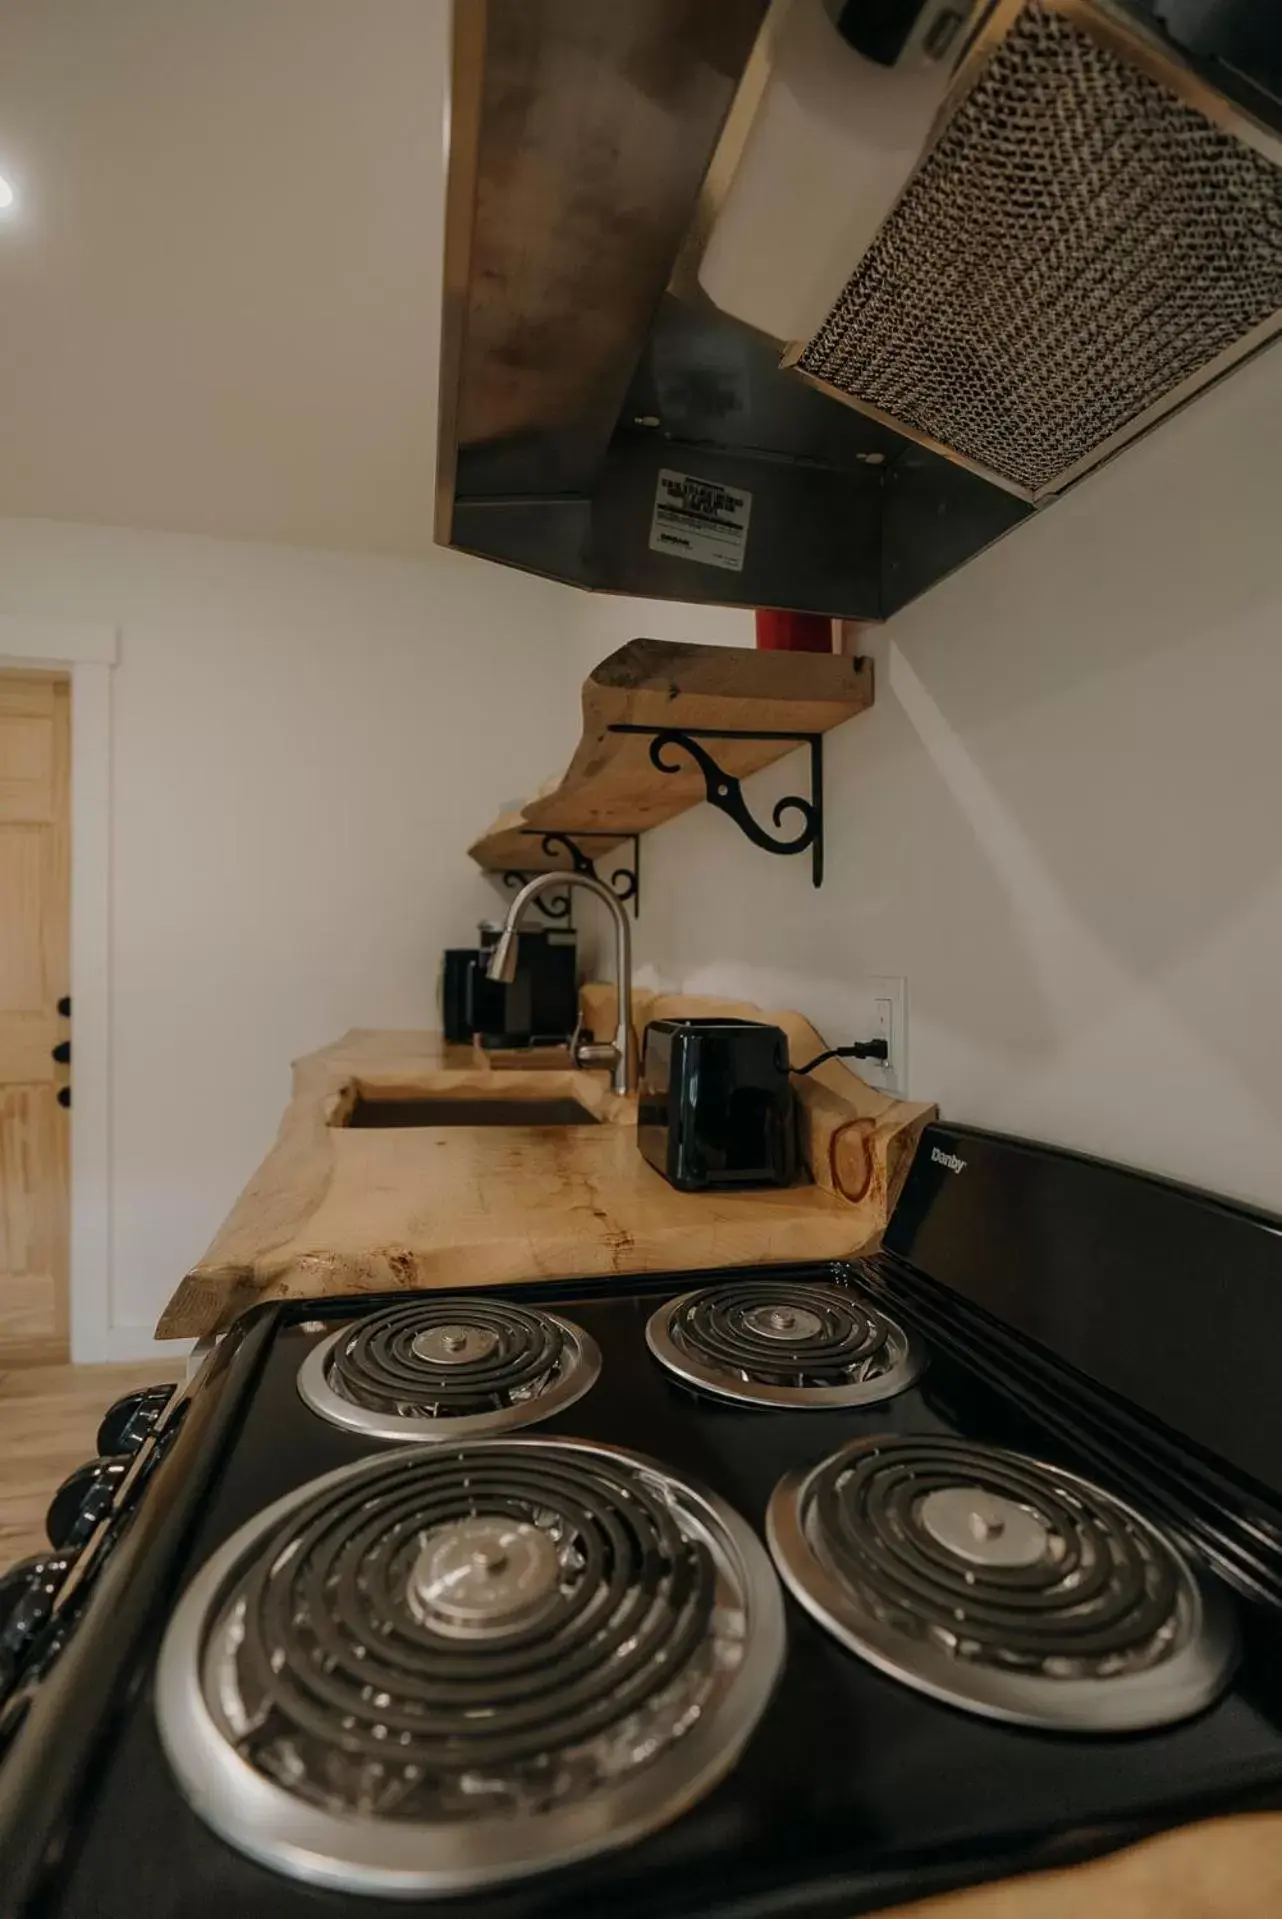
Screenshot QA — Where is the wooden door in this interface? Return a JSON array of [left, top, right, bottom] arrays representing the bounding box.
[[0, 674, 70, 1362]]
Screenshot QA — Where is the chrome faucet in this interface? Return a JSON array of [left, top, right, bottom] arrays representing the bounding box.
[[486, 872, 635, 1095]]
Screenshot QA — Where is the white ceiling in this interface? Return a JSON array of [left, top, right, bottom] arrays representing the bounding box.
[[0, 0, 446, 554]]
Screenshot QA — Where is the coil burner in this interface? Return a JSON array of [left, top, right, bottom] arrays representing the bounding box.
[[297, 1297, 599, 1440], [646, 1279, 922, 1408], [767, 1434, 1236, 1731], [155, 1440, 785, 1894]]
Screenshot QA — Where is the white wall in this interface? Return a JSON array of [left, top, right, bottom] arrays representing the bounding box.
[[579, 342, 1282, 1214], [0, 517, 586, 1354]]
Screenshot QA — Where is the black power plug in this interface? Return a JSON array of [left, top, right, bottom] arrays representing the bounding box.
[[793, 1039, 890, 1075]]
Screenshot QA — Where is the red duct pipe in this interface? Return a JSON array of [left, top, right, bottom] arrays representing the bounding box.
[[754, 610, 834, 652]]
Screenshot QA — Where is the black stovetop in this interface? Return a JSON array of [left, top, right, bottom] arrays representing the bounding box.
[[7, 1123, 1282, 1917]]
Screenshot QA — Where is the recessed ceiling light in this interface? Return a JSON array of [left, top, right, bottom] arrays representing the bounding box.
[[0, 175, 15, 211]]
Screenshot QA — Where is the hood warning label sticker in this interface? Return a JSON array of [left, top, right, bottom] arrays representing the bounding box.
[[648, 468, 752, 572]]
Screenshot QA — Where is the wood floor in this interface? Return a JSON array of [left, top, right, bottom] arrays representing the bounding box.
[[0, 1356, 180, 1569]]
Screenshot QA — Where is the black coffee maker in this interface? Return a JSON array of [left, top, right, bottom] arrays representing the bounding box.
[[440, 924, 578, 1050]]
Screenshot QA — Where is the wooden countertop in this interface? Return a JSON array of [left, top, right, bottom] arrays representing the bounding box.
[[889, 1814, 1282, 1918], [158, 1006, 934, 1340]]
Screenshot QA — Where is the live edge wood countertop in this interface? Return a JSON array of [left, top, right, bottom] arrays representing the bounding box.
[[157, 998, 935, 1341]]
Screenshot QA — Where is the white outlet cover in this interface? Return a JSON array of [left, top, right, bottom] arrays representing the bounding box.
[[858, 975, 907, 1099]]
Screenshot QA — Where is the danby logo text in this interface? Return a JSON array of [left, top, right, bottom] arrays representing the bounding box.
[[931, 1147, 967, 1174]]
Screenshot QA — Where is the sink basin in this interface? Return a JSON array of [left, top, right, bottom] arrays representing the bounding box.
[[340, 1095, 600, 1129]]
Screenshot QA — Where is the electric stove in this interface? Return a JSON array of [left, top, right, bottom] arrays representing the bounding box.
[[2, 1121, 1282, 1916]]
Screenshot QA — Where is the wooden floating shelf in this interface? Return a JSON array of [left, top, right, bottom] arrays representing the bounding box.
[[469, 639, 874, 880]]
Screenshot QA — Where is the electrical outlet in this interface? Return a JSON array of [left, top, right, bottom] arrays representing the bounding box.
[[857, 975, 907, 1098]]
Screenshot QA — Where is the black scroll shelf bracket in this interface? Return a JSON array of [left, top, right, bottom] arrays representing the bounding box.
[[500, 870, 573, 923], [520, 831, 640, 919], [608, 726, 825, 887], [501, 833, 641, 921]]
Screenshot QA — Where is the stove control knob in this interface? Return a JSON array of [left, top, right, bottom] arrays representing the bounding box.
[[0, 1551, 75, 1672], [46, 1457, 130, 1553], [96, 1383, 177, 1459]]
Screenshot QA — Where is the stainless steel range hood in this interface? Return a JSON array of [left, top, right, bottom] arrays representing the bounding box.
[[436, 0, 1282, 618]]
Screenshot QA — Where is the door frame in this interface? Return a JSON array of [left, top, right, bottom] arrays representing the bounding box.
[[0, 613, 126, 1362]]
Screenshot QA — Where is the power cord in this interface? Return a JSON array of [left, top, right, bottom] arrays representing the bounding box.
[[793, 1040, 889, 1075]]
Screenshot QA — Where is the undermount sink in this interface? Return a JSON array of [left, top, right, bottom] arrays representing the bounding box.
[[340, 1094, 600, 1129]]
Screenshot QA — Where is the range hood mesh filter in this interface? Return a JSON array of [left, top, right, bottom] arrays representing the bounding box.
[[793, 1, 1282, 498]]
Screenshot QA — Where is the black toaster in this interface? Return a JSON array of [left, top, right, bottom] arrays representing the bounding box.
[[637, 1017, 798, 1191]]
